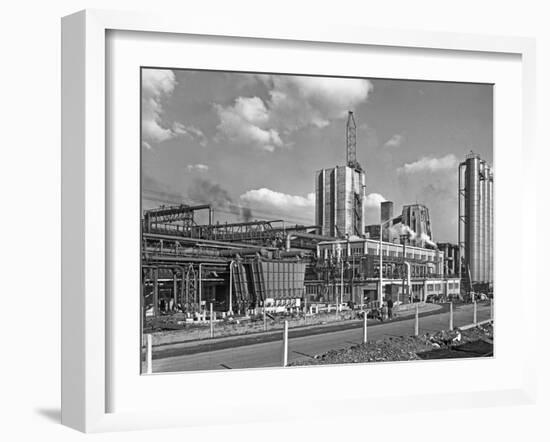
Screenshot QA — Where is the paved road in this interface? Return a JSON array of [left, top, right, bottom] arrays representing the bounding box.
[[152, 303, 491, 373]]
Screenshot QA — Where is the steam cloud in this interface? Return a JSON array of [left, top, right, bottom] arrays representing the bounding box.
[[188, 177, 253, 222], [389, 223, 437, 248]]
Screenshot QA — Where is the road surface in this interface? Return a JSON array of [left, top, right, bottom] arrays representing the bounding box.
[[151, 302, 491, 373]]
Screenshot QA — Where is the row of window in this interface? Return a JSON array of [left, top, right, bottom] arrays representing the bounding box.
[[323, 247, 437, 262], [427, 282, 460, 291]]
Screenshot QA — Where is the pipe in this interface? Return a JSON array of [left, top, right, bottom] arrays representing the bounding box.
[[286, 231, 336, 251], [142, 265, 186, 307], [153, 268, 159, 317], [404, 261, 411, 300], [219, 248, 269, 257], [379, 224, 383, 307], [228, 260, 235, 315], [199, 263, 202, 312], [278, 250, 306, 259], [340, 258, 344, 310], [144, 232, 274, 251]]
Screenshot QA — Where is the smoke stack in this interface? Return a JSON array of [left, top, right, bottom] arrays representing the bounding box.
[[380, 201, 393, 241], [381, 201, 393, 224]]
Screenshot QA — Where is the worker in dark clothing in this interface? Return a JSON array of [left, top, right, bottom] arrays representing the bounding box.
[[387, 298, 394, 320]]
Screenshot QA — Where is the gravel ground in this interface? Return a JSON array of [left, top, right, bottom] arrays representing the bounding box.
[[290, 323, 493, 366], [145, 310, 359, 344]]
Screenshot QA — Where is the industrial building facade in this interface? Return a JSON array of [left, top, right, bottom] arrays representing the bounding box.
[[401, 204, 434, 248], [315, 165, 366, 238], [458, 152, 494, 288], [366, 202, 435, 247], [306, 238, 460, 305], [314, 111, 367, 239]]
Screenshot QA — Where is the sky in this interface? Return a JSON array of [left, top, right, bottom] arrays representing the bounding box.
[[141, 68, 493, 243]]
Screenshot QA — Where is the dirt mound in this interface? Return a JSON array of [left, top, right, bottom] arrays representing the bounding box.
[[290, 323, 493, 366]]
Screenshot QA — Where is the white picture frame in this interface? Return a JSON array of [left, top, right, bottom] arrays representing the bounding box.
[[61, 9, 537, 433]]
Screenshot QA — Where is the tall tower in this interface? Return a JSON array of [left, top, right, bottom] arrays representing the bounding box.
[[458, 152, 494, 288], [315, 111, 366, 238], [346, 111, 361, 171], [401, 204, 434, 248]]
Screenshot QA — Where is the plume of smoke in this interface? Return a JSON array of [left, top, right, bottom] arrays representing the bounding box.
[[420, 232, 437, 248], [142, 174, 185, 206], [188, 177, 253, 222], [390, 223, 417, 240], [389, 223, 437, 248]]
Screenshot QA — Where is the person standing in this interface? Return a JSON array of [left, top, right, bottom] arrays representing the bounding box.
[[381, 302, 388, 322], [387, 298, 394, 320]]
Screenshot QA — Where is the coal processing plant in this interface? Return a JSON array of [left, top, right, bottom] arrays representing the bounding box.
[[141, 113, 492, 323]]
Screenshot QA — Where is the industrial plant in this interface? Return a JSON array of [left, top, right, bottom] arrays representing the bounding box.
[[141, 112, 492, 323]]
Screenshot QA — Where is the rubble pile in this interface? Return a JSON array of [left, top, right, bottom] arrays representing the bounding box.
[[291, 323, 493, 366]]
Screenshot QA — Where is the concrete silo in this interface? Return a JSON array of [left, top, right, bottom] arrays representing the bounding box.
[[458, 152, 494, 290]]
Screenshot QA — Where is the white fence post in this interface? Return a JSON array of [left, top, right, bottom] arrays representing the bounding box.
[[363, 314, 368, 344], [210, 303, 214, 338], [449, 302, 454, 330], [282, 320, 289, 367], [146, 333, 152, 374], [490, 298, 494, 321], [473, 300, 477, 325], [414, 304, 419, 336]]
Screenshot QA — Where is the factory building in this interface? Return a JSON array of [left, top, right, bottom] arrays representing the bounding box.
[[365, 201, 435, 249], [315, 165, 366, 238], [437, 242, 460, 277], [141, 204, 322, 317], [458, 152, 493, 289], [401, 204, 434, 248], [315, 111, 366, 238], [305, 237, 460, 305]]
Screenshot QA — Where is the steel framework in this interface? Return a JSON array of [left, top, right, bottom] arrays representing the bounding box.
[[346, 110, 361, 171]]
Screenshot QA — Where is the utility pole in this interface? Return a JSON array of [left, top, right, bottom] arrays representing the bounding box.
[[400, 234, 408, 305], [340, 257, 344, 311], [228, 261, 234, 315]]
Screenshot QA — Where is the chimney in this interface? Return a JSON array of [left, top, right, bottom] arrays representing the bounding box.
[[381, 201, 393, 223]]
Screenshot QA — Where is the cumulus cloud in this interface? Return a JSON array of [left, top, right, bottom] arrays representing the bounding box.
[[264, 76, 373, 130], [214, 97, 284, 152], [186, 164, 209, 172], [364, 192, 387, 209], [215, 75, 373, 151], [141, 69, 207, 148], [142, 69, 177, 146], [173, 122, 208, 147], [239, 188, 315, 223], [384, 134, 404, 148], [363, 193, 388, 225], [397, 154, 459, 174], [396, 154, 460, 242]]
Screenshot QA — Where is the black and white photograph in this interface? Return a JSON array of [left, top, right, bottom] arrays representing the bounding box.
[[3, 0, 548, 439], [140, 69, 494, 373]]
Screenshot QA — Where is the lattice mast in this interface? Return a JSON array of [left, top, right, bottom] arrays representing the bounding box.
[[346, 111, 361, 171]]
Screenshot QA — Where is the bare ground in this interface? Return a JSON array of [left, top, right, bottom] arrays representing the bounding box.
[[290, 323, 493, 366]]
